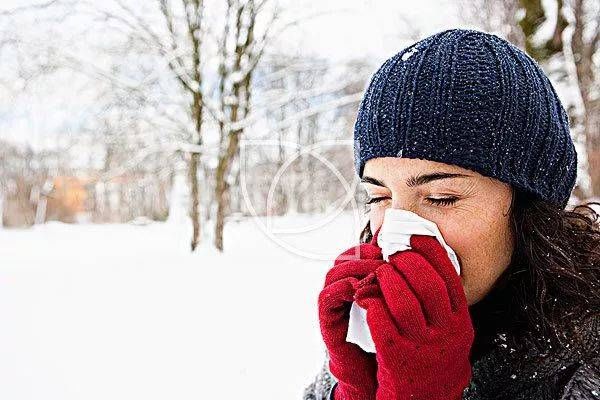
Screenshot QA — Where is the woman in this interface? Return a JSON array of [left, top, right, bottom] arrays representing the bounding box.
[[303, 28, 599, 400]]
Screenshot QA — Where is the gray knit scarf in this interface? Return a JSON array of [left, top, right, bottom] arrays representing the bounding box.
[[302, 313, 600, 400]]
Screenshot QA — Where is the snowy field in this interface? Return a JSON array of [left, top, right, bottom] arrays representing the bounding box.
[[0, 212, 366, 400]]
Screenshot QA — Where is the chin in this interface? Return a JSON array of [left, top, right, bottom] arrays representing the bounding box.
[[465, 288, 488, 306]]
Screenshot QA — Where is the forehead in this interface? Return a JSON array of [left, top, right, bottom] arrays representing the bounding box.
[[363, 157, 477, 178]]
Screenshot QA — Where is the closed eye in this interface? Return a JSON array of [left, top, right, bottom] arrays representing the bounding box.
[[365, 196, 390, 205], [425, 197, 458, 206], [365, 196, 459, 206]]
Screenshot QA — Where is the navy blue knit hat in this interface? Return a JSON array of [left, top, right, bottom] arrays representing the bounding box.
[[353, 28, 577, 209]]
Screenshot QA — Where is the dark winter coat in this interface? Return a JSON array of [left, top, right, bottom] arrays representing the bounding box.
[[302, 311, 600, 400]]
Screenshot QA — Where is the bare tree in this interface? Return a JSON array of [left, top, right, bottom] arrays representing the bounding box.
[[158, 0, 206, 250], [569, 0, 600, 198], [1, 0, 210, 247], [212, 0, 279, 251], [0, 1, 389, 250]]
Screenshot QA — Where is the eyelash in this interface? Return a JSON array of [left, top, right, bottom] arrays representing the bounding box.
[[365, 196, 458, 207]]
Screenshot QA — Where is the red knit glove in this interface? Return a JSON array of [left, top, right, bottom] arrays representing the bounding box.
[[354, 234, 474, 400], [318, 227, 384, 400]]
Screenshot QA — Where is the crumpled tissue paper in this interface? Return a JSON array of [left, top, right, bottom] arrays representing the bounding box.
[[346, 208, 461, 353]]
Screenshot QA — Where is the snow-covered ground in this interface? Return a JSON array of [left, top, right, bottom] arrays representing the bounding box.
[[0, 212, 366, 400]]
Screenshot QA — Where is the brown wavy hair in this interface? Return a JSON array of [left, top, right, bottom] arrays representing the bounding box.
[[359, 189, 600, 354]]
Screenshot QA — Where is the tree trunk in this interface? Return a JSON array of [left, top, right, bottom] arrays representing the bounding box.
[[584, 100, 600, 197], [189, 151, 201, 250], [214, 131, 240, 251], [572, 0, 600, 198], [0, 187, 4, 229]]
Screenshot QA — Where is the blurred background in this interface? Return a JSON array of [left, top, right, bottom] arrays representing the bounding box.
[[0, 0, 598, 399]]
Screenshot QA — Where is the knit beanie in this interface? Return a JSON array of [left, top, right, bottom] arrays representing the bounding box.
[[353, 28, 577, 209]]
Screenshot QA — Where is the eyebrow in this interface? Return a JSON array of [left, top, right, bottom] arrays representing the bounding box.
[[361, 172, 471, 188]]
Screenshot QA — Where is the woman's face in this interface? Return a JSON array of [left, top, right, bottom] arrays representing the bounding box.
[[362, 157, 515, 305]]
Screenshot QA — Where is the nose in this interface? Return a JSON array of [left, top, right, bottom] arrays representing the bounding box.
[[390, 193, 418, 213]]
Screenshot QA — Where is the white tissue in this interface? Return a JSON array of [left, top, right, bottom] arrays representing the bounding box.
[[346, 208, 461, 353]]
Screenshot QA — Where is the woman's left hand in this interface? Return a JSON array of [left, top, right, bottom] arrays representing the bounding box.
[[354, 234, 474, 400], [318, 226, 385, 400]]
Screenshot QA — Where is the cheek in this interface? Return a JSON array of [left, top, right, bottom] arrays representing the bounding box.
[[439, 216, 513, 304], [435, 221, 478, 274]]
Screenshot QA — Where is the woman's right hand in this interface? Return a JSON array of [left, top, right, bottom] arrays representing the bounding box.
[[353, 234, 474, 400], [318, 227, 385, 400]]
